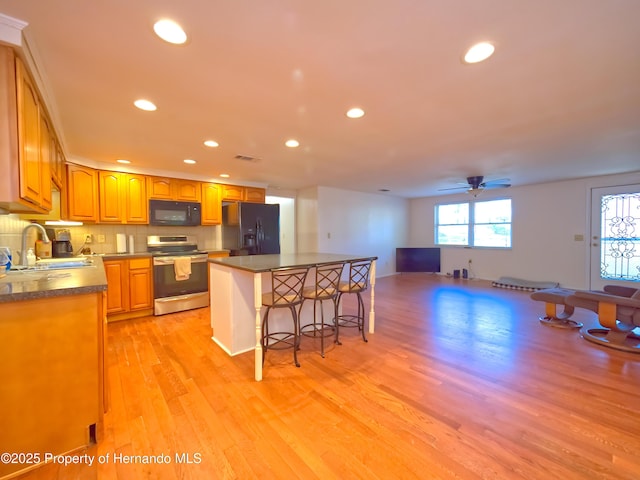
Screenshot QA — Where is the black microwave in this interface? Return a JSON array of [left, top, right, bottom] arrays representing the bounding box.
[[149, 199, 201, 226]]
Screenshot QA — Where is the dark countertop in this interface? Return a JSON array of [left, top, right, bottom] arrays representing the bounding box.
[[0, 256, 108, 303], [208, 253, 378, 273], [101, 252, 152, 260]]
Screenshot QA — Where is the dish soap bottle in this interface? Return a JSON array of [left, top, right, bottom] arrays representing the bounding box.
[[26, 248, 36, 267]]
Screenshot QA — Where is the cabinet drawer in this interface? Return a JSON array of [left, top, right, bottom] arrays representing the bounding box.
[[129, 257, 150, 269]]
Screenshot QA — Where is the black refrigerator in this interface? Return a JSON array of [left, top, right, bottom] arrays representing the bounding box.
[[222, 202, 280, 255]]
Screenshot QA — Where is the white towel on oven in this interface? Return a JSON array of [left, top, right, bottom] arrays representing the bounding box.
[[174, 256, 192, 281]]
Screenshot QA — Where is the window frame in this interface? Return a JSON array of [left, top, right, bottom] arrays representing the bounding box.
[[435, 197, 512, 249]]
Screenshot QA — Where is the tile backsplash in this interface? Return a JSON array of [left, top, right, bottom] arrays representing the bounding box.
[[0, 214, 221, 261]]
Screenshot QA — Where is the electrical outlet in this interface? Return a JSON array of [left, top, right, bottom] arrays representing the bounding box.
[[84, 234, 92, 244], [97, 234, 106, 243]]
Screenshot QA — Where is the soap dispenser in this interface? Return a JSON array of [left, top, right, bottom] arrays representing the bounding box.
[[26, 248, 36, 267]]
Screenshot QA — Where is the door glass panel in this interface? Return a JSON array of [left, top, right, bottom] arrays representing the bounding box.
[[600, 192, 640, 281]]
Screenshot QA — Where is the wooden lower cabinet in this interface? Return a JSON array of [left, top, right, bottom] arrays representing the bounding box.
[[104, 257, 153, 321], [0, 292, 105, 479]]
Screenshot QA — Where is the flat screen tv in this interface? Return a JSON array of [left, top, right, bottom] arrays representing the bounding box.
[[396, 247, 441, 273]]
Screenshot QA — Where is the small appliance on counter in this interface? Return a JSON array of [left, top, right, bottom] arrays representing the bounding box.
[[45, 228, 74, 258]]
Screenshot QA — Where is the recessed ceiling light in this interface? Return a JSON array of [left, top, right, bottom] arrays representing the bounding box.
[[464, 42, 495, 64], [134, 99, 157, 111], [204, 140, 219, 148], [220, 173, 230, 178], [184, 159, 196, 164], [153, 19, 187, 45], [346, 107, 365, 119], [285, 139, 299, 148], [116, 159, 130, 164]]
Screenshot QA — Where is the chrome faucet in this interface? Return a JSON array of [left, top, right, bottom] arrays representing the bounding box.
[[20, 223, 50, 265]]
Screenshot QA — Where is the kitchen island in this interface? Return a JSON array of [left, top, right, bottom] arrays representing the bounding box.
[[0, 259, 108, 478], [208, 253, 377, 381]]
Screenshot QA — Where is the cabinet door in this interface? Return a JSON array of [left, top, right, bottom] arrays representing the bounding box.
[[221, 185, 244, 201], [104, 260, 128, 314], [128, 258, 152, 311], [201, 183, 221, 225], [175, 180, 201, 202], [39, 114, 52, 210], [146, 176, 174, 200], [98, 171, 123, 223], [67, 164, 99, 221], [124, 174, 148, 223], [16, 58, 42, 208], [244, 187, 265, 203], [51, 136, 64, 189]]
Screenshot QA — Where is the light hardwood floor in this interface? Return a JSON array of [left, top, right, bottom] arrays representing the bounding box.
[[17, 274, 640, 479]]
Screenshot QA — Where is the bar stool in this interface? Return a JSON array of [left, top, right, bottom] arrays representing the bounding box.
[[299, 262, 345, 357], [261, 266, 309, 368], [335, 259, 372, 344]]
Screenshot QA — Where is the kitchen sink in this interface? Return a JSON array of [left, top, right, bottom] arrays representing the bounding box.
[[2, 269, 73, 282], [7, 257, 95, 273]]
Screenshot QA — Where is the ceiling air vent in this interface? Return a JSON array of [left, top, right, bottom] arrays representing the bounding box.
[[234, 154, 260, 163]]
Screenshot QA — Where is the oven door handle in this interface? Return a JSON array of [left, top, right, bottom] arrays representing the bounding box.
[[153, 255, 208, 265]]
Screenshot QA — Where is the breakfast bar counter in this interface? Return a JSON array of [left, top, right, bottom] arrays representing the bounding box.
[[208, 253, 377, 380]]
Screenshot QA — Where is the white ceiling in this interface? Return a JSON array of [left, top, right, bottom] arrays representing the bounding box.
[[1, 0, 639, 198]]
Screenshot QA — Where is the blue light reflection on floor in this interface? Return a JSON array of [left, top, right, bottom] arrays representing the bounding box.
[[423, 285, 521, 373]]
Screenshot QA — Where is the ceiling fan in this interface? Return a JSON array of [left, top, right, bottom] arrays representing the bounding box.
[[439, 176, 511, 197]]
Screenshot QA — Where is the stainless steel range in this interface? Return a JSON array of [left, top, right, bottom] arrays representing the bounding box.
[[147, 235, 209, 315]]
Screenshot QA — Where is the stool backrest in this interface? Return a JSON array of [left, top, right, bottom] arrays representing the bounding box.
[[313, 262, 345, 298], [345, 259, 372, 292], [267, 267, 309, 306]]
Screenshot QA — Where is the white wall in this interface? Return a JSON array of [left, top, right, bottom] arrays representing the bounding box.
[[409, 171, 640, 289], [313, 186, 408, 278], [266, 195, 295, 254], [296, 187, 319, 253]]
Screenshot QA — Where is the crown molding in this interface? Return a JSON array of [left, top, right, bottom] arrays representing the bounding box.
[[0, 13, 27, 46]]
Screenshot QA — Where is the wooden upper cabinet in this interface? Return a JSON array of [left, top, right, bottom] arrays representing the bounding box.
[[38, 114, 53, 211], [98, 171, 123, 223], [175, 179, 201, 202], [221, 184, 244, 202], [0, 47, 61, 214], [201, 183, 222, 225], [146, 176, 173, 200], [147, 176, 200, 202], [221, 184, 265, 203], [67, 164, 98, 221], [244, 187, 266, 203], [51, 137, 65, 189], [98, 172, 147, 224], [123, 174, 147, 223], [16, 58, 43, 209]]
